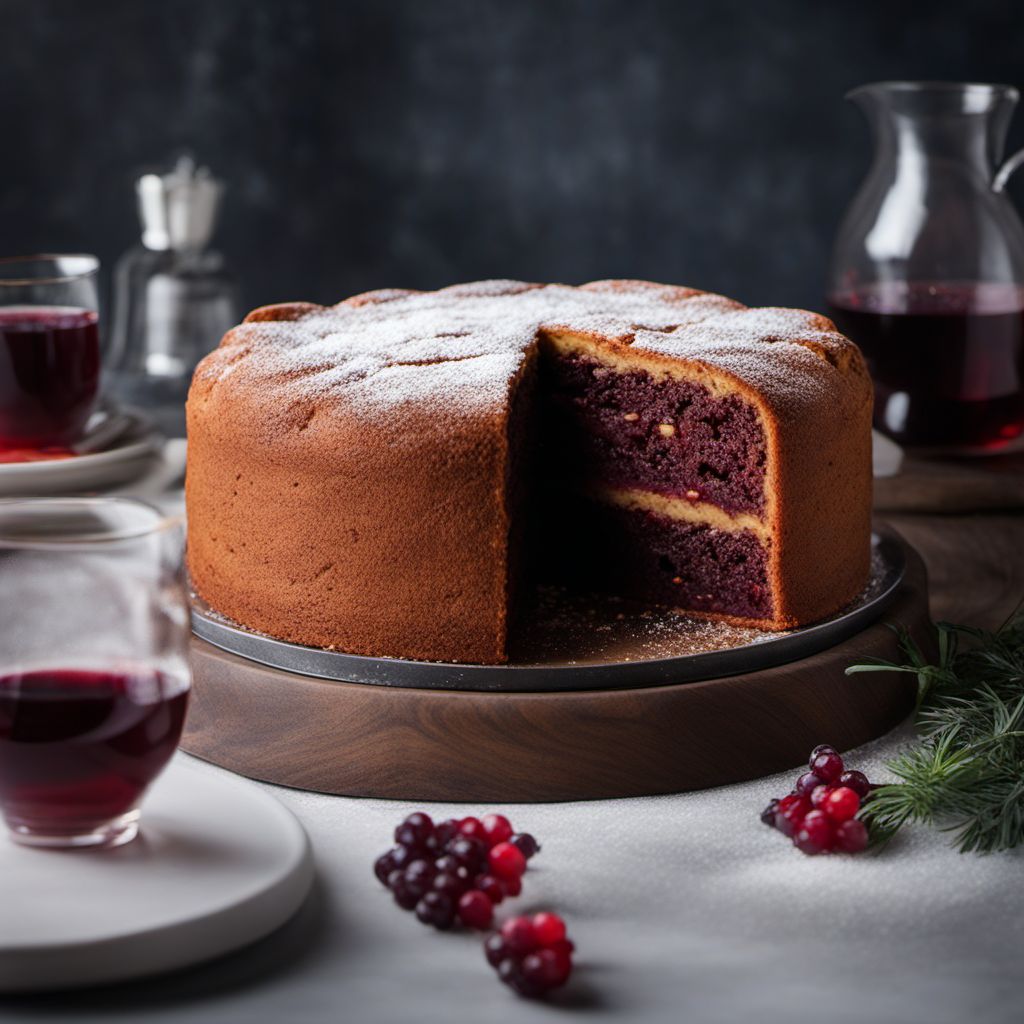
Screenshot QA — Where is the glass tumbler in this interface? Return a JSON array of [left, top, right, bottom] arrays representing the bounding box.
[[0, 254, 101, 453], [0, 498, 190, 849]]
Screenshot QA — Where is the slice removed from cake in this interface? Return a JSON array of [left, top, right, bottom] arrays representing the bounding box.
[[536, 303, 873, 629]]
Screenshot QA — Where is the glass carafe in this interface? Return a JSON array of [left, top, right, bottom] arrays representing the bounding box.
[[827, 81, 1024, 454]]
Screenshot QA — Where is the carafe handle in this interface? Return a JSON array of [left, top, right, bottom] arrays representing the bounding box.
[[993, 148, 1024, 192]]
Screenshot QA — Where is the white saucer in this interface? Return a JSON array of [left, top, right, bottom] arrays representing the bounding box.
[[0, 755, 313, 993], [0, 405, 162, 497]]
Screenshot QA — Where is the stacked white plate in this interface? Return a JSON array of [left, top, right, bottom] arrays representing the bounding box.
[[0, 403, 164, 497]]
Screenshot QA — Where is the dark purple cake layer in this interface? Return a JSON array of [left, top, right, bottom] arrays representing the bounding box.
[[542, 351, 767, 514], [547, 498, 773, 620]]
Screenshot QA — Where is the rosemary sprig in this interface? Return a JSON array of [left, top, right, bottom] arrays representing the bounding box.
[[845, 601, 1024, 854]]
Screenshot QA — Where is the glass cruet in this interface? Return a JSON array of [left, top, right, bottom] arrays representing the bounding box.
[[827, 81, 1024, 453], [108, 157, 237, 438]]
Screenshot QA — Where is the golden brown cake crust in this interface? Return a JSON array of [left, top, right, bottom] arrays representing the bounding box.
[[186, 280, 872, 663]]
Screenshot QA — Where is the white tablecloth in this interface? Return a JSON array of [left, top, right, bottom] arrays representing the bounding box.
[[7, 726, 1023, 1024]]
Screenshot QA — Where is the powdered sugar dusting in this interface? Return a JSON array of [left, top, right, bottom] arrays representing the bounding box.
[[634, 307, 855, 407], [199, 281, 857, 421]]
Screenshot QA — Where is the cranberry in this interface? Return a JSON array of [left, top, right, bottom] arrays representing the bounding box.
[[510, 833, 540, 859], [838, 770, 871, 799], [377, 811, 550, 933], [489, 841, 527, 879], [474, 874, 505, 904], [794, 809, 835, 855], [759, 752, 873, 857], [482, 813, 514, 847], [531, 912, 567, 946], [433, 871, 469, 900], [403, 859, 435, 897], [388, 870, 420, 910], [490, 914, 575, 998], [794, 772, 824, 796], [777, 792, 807, 814], [458, 890, 494, 929], [374, 850, 397, 884], [501, 875, 522, 898], [449, 835, 487, 872], [835, 818, 869, 853], [824, 786, 860, 823], [522, 947, 572, 990], [811, 751, 844, 783], [484, 933, 509, 967], [774, 793, 811, 836], [458, 816, 487, 842], [501, 915, 538, 954], [498, 957, 537, 997], [415, 890, 455, 930], [433, 854, 460, 874], [427, 818, 460, 852], [810, 784, 834, 809], [395, 811, 434, 848], [389, 844, 416, 870]]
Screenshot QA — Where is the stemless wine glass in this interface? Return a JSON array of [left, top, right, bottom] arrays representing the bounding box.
[[0, 498, 190, 849], [0, 254, 101, 452]]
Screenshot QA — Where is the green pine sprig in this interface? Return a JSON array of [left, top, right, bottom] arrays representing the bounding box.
[[845, 600, 1024, 854]]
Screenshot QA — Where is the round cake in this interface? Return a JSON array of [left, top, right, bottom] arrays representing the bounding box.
[[186, 280, 873, 664]]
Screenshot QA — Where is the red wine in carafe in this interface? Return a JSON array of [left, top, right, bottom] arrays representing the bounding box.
[[827, 283, 1024, 451]]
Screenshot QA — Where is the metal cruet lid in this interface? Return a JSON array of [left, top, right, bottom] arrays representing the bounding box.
[[136, 156, 223, 252]]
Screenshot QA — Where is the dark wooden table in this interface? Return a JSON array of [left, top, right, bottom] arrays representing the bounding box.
[[877, 450, 1024, 629]]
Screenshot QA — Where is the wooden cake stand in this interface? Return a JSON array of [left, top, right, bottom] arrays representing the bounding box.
[[182, 532, 928, 801]]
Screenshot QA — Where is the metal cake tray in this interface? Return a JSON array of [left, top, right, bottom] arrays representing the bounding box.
[[190, 532, 904, 693]]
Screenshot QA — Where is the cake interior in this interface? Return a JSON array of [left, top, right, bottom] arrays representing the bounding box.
[[526, 331, 774, 626]]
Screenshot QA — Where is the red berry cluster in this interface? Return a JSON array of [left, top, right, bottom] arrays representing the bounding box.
[[761, 745, 873, 855], [485, 913, 575, 998], [374, 812, 540, 931]]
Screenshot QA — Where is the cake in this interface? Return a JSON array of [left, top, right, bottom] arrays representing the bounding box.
[[186, 280, 873, 664]]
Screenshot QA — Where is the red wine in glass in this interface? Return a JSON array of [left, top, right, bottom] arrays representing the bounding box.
[[0, 306, 101, 451], [827, 282, 1024, 452], [0, 668, 189, 843]]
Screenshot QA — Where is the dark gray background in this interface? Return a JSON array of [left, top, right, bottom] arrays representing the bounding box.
[[3, 0, 1023, 314]]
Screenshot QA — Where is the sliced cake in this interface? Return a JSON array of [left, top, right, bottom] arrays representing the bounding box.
[[186, 280, 872, 663]]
